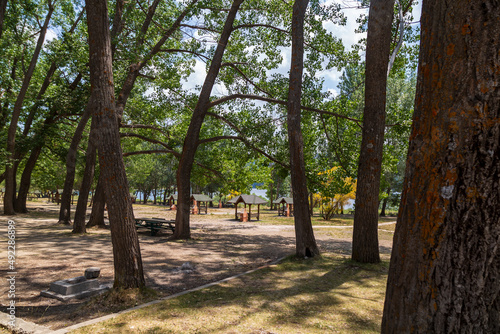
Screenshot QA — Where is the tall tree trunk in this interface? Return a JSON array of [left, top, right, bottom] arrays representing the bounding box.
[[0, 58, 17, 130], [173, 0, 244, 240], [4, 2, 54, 214], [287, 0, 319, 258], [86, 0, 145, 288], [379, 186, 391, 217], [0, 0, 7, 39], [87, 174, 106, 228], [14, 145, 42, 213], [74, 119, 98, 233], [58, 103, 92, 224], [351, 0, 394, 263], [382, 1, 500, 332]]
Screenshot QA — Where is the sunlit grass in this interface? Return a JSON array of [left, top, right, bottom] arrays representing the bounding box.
[[71, 253, 389, 334]]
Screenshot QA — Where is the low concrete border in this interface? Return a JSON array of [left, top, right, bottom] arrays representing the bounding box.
[[0, 312, 53, 334], [1, 255, 288, 334]]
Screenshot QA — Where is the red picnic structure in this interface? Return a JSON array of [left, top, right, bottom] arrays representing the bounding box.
[[227, 194, 267, 221]]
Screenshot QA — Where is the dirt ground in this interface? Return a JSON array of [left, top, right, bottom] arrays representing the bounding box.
[[0, 201, 394, 331]]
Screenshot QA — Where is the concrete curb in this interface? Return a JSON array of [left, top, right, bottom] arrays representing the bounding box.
[[44, 255, 287, 333], [0, 312, 53, 334]]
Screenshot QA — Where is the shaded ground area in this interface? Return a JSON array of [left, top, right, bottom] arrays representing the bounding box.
[[0, 202, 394, 330]]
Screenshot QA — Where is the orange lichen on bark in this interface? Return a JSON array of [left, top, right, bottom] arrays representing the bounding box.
[[446, 43, 455, 56], [445, 169, 458, 183], [461, 24, 471, 35]]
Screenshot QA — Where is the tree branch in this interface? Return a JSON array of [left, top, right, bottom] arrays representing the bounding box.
[[120, 124, 170, 137], [159, 48, 211, 62], [208, 93, 362, 126], [221, 62, 274, 97], [204, 112, 290, 169], [120, 132, 178, 156]]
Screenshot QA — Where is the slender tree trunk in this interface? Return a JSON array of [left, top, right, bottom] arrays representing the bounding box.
[[0, 0, 7, 39], [382, 2, 500, 332], [74, 120, 98, 233], [287, 0, 319, 258], [59, 103, 92, 224], [4, 3, 54, 214], [269, 178, 274, 209], [87, 174, 106, 228], [351, 0, 394, 263], [173, 0, 244, 240], [309, 193, 314, 217], [0, 58, 17, 130], [380, 186, 391, 217], [14, 145, 42, 213], [86, 0, 144, 288]]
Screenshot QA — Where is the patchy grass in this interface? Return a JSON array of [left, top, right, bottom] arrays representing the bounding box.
[[80, 287, 160, 317], [379, 223, 397, 232], [0, 326, 11, 334], [71, 253, 389, 334]]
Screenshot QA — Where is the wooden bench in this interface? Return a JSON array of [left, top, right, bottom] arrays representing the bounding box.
[[135, 217, 175, 236]]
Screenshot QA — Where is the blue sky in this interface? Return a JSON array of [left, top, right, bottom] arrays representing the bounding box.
[[184, 0, 421, 98]]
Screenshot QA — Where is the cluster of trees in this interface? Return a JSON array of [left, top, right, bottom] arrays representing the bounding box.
[[2, 0, 497, 330]]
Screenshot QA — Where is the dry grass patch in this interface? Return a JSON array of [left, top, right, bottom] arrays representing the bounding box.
[[72, 254, 389, 334]]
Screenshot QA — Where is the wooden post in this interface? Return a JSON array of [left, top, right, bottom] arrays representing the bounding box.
[[248, 204, 252, 221], [235, 202, 238, 220], [257, 204, 260, 220], [242, 206, 248, 222], [192, 199, 198, 214]]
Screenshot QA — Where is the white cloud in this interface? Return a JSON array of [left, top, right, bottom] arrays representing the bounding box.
[[323, 0, 368, 51], [182, 59, 206, 92], [45, 28, 58, 42]]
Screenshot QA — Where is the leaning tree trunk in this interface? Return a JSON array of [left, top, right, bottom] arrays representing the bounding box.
[[14, 145, 43, 213], [3, 3, 54, 215], [59, 103, 92, 225], [379, 186, 391, 217], [174, 0, 244, 240], [86, 174, 106, 228], [0, 0, 7, 39], [85, 0, 145, 288], [287, 0, 319, 258], [73, 119, 98, 233], [351, 0, 395, 263], [382, 1, 500, 332]]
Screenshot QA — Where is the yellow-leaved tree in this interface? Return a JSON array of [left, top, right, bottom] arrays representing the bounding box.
[[316, 167, 356, 220]]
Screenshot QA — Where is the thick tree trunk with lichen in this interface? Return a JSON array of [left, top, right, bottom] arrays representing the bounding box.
[[381, 2, 500, 332], [174, 0, 243, 240], [85, 0, 144, 288], [287, 0, 319, 258], [352, 0, 394, 263]]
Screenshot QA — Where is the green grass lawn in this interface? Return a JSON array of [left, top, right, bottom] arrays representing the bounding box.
[[72, 254, 389, 334]]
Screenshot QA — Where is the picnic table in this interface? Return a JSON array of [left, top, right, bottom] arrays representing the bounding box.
[[135, 217, 175, 236]]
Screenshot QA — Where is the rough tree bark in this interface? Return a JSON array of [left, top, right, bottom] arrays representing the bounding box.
[[173, 0, 244, 240], [382, 1, 500, 332], [3, 2, 54, 214], [287, 0, 319, 258], [351, 0, 395, 263], [85, 0, 145, 288]]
